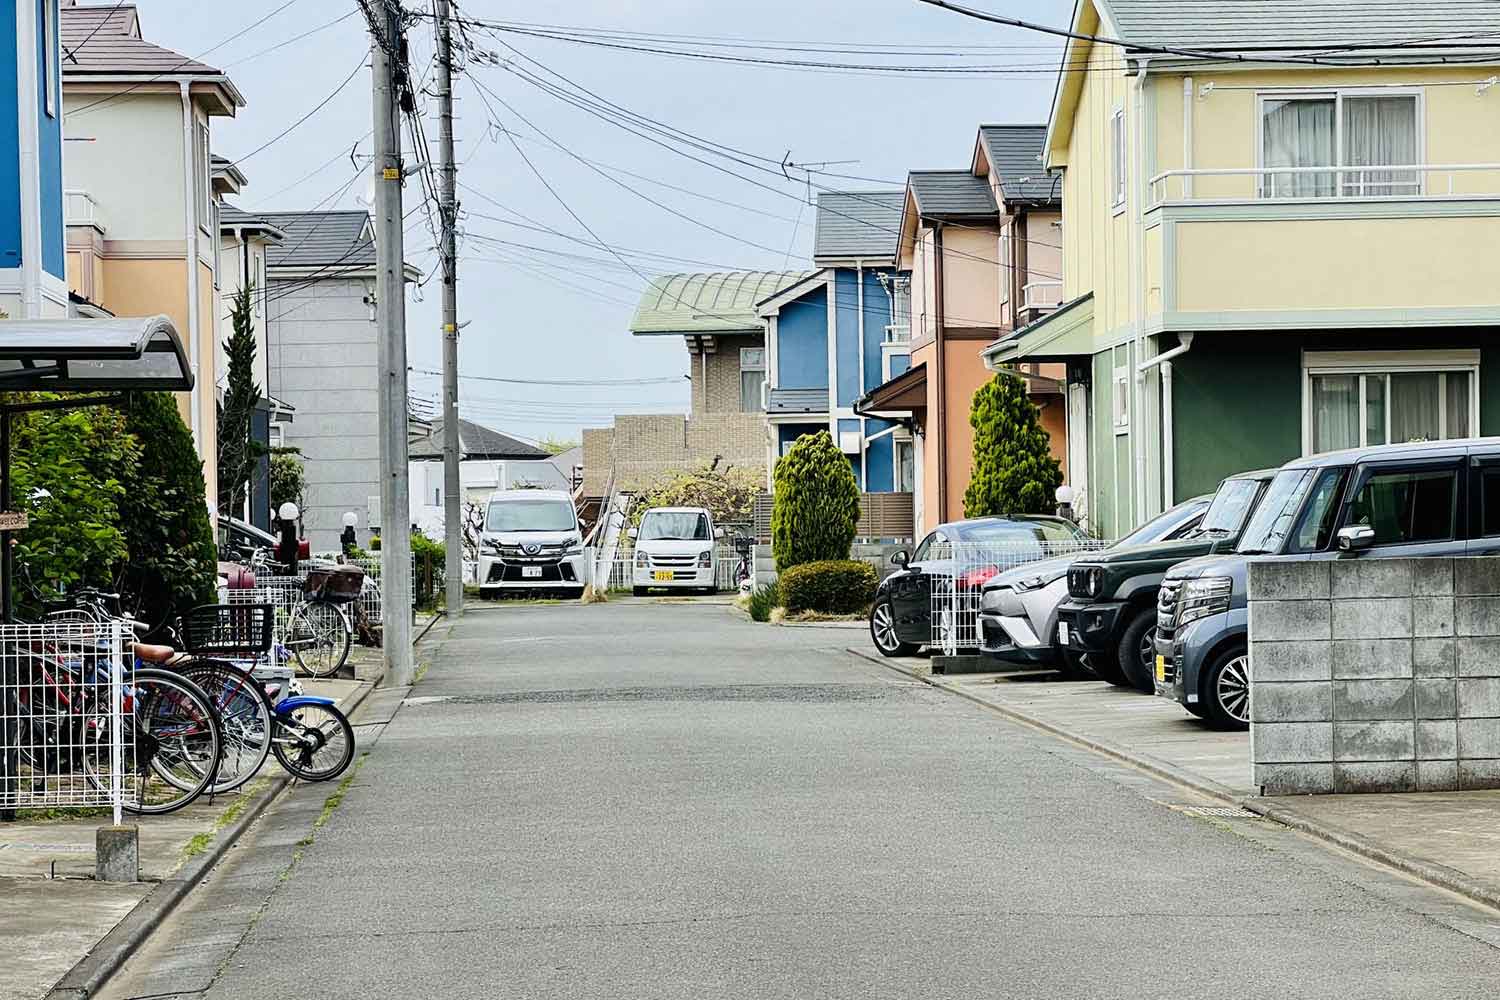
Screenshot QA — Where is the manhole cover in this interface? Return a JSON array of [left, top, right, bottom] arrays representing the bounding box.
[[1181, 806, 1256, 819]]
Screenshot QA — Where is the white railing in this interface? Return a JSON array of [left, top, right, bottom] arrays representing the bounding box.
[[1149, 163, 1500, 206], [602, 554, 745, 593], [64, 189, 103, 230], [1, 621, 128, 825], [884, 323, 911, 345], [928, 539, 1109, 655], [1022, 281, 1064, 311]]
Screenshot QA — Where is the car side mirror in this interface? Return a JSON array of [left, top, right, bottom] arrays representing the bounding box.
[[627, 527, 639, 540], [714, 527, 725, 539], [891, 550, 910, 568], [1337, 525, 1375, 552]]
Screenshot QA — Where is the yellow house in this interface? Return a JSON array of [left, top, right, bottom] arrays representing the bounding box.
[[992, 0, 1500, 538], [59, 1, 244, 506]]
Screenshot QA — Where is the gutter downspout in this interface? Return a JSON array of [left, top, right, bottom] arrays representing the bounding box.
[[1136, 332, 1195, 508], [1183, 76, 1194, 200], [932, 224, 948, 523], [181, 81, 202, 458], [16, 3, 43, 319], [1130, 59, 1150, 521], [856, 262, 866, 486]]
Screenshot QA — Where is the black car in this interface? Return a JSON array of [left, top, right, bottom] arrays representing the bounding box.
[[869, 515, 1088, 657]]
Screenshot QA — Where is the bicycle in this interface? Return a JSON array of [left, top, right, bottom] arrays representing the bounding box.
[[242, 550, 355, 678], [731, 534, 755, 591]]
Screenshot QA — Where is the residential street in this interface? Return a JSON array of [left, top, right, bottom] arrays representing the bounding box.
[[96, 601, 1500, 999]]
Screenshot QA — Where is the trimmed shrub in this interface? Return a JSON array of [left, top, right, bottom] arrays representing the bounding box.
[[746, 580, 781, 622], [771, 431, 860, 571], [779, 560, 878, 615], [964, 373, 1063, 517]]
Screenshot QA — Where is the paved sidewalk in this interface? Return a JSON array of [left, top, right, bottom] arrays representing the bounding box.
[[862, 650, 1500, 912], [0, 676, 370, 1000]]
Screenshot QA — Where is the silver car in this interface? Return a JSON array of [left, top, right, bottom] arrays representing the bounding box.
[[977, 496, 1210, 673]]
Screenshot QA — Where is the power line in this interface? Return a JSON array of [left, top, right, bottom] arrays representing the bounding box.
[[63, 0, 129, 63], [410, 367, 685, 387], [222, 54, 366, 170], [221, 9, 362, 68]]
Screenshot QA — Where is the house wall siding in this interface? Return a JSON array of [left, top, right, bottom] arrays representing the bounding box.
[[775, 285, 828, 390], [690, 332, 760, 414], [61, 93, 186, 241]]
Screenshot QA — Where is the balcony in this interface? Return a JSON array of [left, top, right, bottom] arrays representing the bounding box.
[[64, 189, 105, 232], [884, 323, 911, 345], [1141, 163, 1500, 332], [1021, 281, 1063, 312]]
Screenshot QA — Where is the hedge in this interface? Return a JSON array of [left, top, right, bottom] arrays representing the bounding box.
[[779, 560, 878, 615]]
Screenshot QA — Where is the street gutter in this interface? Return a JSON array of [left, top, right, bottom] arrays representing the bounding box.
[[850, 647, 1500, 916]]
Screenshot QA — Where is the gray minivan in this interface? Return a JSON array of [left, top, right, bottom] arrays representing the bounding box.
[[1154, 438, 1500, 730]]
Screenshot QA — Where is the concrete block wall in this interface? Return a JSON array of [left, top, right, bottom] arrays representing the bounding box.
[[1249, 558, 1500, 796], [581, 412, 766, 496]]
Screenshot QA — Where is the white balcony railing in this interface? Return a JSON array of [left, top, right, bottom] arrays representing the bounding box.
[[64, 189, 103, 230], [1021, 281, 1063, 312], [884, 323, 911, 345], [1149, 163, 1500, 206]]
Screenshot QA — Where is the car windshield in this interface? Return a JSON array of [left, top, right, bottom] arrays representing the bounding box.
[[1196, 479, 1262, 536], [1237, 470, 1318, 555], [485, 500, 576, 533], [639, 511, 710, 541], [958, 519, 1082, 543], [1115, 501, 1204, 548]]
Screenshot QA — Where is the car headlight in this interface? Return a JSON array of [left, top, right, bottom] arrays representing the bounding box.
[[1015, 569, 1064, 593], [980, 588, 1005, 613], [635, 550, 649, 567], [1177, 577, 1233, 628], [563, 541, 584, 556], [698, 549, 713, 568], [1071, 566, 1105, 598], [481, 543, 500, 557]]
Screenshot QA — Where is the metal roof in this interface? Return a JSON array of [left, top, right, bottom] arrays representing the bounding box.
[[631, 271, 811, 335], [907, 171, 998, 220], [408, 418, 551, 461], [258, 211, 374, 271], [1105, 0, 1500, 59], [0, 315, 193, 391], [60, 3, 226, 78], [976, 126, 1059, 205], [812, 191, 905, 263]]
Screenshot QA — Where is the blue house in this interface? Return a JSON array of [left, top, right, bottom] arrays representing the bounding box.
[[756, 191, 912, 492], [1, 0, 67, 318]]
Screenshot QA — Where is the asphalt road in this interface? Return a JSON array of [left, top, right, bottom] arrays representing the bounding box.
[[104, 601, 1500, 999]]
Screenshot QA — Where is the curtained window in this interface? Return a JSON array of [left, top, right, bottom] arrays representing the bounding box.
[[1310, 367, 1474, 453], [1261, 93, 1418, 198]]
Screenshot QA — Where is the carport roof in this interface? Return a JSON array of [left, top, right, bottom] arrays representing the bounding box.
[[0, 315, 194, 391]]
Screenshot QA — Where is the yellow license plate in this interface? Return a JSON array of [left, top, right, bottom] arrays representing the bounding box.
[[653, 570, 674, 581], [1155, 654, 1166, 682]]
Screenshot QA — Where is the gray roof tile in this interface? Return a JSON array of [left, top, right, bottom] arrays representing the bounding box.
[[219, 204, 284, 239], [408, 418, 550, 461], [977, 125, 1059, 205], [258, 211, 374, 271], [812, 190, 904, 263], [907, 171, 997, 219], [61, 3, 223, 77]]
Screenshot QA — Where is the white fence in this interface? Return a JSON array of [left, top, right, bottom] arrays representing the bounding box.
[[602, 554, 745, 592], [0, 621, 128, 825], [929, 540, 1108, 655]]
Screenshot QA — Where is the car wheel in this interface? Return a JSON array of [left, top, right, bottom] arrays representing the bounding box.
[[1115, 608, 1157, 693], [870, 599, 917, 658], [1202, 647, 1251, 731], [1058, 648, 1093, 681], [1085, 650, 1130, 687], [632, 586, 648, 597]]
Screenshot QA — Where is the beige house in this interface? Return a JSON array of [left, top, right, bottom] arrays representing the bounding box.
[[60, 1, 244, 504]]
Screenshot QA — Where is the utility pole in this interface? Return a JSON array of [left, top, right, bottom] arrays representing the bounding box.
[[435, 0, 464, 617], [369, 1, 414, 685]]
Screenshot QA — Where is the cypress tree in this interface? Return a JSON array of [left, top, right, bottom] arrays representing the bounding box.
[[963, 373, 1063, 518], [217, 281, 264, 517], [771, 431, 861, 570]]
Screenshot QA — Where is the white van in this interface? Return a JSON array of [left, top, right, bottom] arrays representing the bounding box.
[[478, 489, 587, 597], [629, 507, 723, 596]]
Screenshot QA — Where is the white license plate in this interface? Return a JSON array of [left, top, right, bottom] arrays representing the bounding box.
[[522, 566, 542, 578], [1057, 621, 1071, 645]]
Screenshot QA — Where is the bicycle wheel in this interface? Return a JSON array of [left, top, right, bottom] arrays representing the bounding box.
[[272, 702, 355, 781], [177, 659, 274, 794], [288, 601, 350, 679], [101, 668, 224, 815]]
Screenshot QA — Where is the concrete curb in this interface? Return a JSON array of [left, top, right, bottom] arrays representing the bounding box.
[[45, 680, 379, 1000], [848, 648, 1500, 915]]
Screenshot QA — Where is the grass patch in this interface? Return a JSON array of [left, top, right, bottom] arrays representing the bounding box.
[[784, 608, 869, 623], [14, 805, 111, 823], [180, 780, 263, 860], [746, 581, 781, 622], [296, 753, 368, 848]]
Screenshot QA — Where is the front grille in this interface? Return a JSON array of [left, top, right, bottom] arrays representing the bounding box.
[[649, 554, 697, 567], [488, 563, 577, 583], [1067, 566, 1091, 599], [1157, 581, 1181, 639], [497, 543, 568, 562]]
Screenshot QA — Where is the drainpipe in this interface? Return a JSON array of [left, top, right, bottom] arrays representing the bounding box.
[[856, 262, 866, 486], [180, 81, 202, 458], [16, 2, 43, 318], [932, 224, 948, 522], [1137, 333, 1194, 508], [1130, 60, 1150, 521], [1182, 76, 1194, 200]]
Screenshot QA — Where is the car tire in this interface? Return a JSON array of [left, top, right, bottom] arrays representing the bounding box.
[[1085, 650, 1130, 687], [632, 586, 648, 597], [1202, 646, 1251, 731], [869, 599, 917, 658], [1115, 608, 1158, 693], [1058, 648, 1093, 680]]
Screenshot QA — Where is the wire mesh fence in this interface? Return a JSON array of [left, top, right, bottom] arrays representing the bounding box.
[[928, 540, 1109, 654], [0, 620, 128, 824], [601, 552, 745, 592]]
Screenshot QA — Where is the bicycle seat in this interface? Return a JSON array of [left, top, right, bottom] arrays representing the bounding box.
[[132, 642, 185, 665]]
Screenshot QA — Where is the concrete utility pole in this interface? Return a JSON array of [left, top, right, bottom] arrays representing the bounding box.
[[435, 0, 464, 618], [370, 2, 414, 685]]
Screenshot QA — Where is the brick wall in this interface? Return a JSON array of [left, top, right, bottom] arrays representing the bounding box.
[[690, 334, 761, 414], [581, 412, 766, 496], [1248, 558, 1500, 795]]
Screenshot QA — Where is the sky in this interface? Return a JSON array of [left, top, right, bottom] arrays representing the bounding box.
[[118, 0, 1071, 444]]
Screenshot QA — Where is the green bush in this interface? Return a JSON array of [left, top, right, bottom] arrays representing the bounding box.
[[964, 374, 1063, 517], [746, 580, 781, 622], [778, 560, 878, 615], [771, 431, 860, 571], [411, 530, 444, 569], [118, 392, 218, 628]]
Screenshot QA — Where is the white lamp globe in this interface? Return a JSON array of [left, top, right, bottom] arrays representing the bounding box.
[[278, 502, 300, 522], [1055, 485, 1075, 505], [342, 511, 358, 528]]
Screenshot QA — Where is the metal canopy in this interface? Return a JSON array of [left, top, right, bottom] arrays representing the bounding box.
[[0, 315, 194, 392]]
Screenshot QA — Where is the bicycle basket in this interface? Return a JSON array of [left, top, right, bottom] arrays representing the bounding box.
[[304, 565, 365, 604], [180, 603, 275, 655]]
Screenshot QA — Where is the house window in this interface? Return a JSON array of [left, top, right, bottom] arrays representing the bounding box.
[[887, 275, 911, 344], [740, 347, 765, 413], [997, 232, 1011, 307], [269, 422, 285, 449], [1112, 366, 1129, 433], [1110, 109, 1126, 211], [894, 438, 915, 492], [43, 1, 59, 117], [1306, 352, 1477, 453], [195, 122, 212, 232], [1260, 92, 1419, 198], [256, 252, 266, 316]]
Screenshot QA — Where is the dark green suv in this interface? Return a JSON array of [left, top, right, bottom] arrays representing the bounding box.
[[1053, 468, 1276, 691]]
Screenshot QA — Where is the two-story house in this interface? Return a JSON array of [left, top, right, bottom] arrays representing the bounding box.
[[60, 0, 244, 506], [861, 124, 1067, 533], [996, 0, 1500, 539], [2, 0, 67, 320], [755, 191, 913, 492]]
